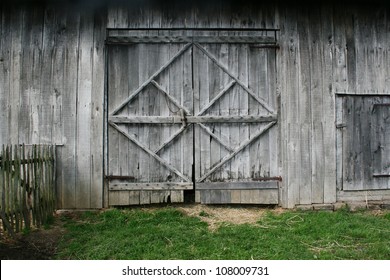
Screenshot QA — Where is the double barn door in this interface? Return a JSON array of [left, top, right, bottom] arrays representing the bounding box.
[[106, 30, 279, 205]]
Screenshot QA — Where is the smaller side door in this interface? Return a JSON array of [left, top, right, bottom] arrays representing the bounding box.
[[337, 94, 390, 191]]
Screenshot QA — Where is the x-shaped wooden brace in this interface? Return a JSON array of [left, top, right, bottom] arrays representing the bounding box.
[[109, 42, 277, 183]]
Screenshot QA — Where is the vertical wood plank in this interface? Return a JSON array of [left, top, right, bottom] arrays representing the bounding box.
[[75, 12, 94, 208], [361, 98, 372, 189], [170, 190, 183, 203], [118, 46, 130, 180], [107, 45, 120, 182], [146, 44, 161, 182], [182, 45, 193, 185], [19, 9, 33, 144], [126, 44, 140, 181], [207, 44, 222, 181], [0, 8, 11, 146], [240, 190, 252, 204], [334, 5, 348, 194], [41, 7, 57, 146], [342, 97, 354, 190], [297, 7, 312, 205], [228, 45, 240, 181], [156, 43, 169, 184], [167, 43, 179, 183], [9, 8, 23, 144], [333, 5, 348, 94], [335, 96, 343, 192], [269, 48, 279, 180], [194, 42, 211, 182], [128, 191, 140, 205], [309, 7, 325, 204], [346, 7, 357, 93], [353, 98, 363, 190], [277, 6, 288, 207], [219, 42, 230, 181], [138, 44, 150, 184], [281, 5, 300, 207], [230, 190, 241, 203], [106, 6, 117, 29], [90, 12, 106, 208], [31, 8, 47, 145], [249, 47, 261, 180], [355, 8, 371, 93], [60, 11, 80, 209], [140, 190, 151, 204], [321, 4, 337, 204], [51, 10, 66, 208], [237, 44, 250, 181]]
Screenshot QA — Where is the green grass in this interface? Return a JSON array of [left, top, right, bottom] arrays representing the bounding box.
[[56, 207, 390, 260]]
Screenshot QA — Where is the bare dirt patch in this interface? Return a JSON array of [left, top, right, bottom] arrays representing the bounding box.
[[176, 204, 282, 231], [0, 212, 68, 260]]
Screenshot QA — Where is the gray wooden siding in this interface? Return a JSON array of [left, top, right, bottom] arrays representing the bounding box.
[[278, 4, 390, 207], [336, 95, 390, 191], [1, 2, 389, 208], [278, 5, 337, 207], [107, 42, 194, 205], [0, 6, 106, 208]]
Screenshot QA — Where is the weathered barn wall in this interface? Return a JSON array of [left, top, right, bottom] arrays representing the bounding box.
[[1, 1, 389, 208], [279, 3, 390, 206], [0, 4, 106, 208]]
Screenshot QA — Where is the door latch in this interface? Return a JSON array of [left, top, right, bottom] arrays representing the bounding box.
[[180, 109, 187, 127]]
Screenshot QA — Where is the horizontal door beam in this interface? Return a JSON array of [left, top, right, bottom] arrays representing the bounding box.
[[107, 36, 276, 44], [109, 182, 193, 191], [109, 115, 278, 124], [196, 181, 278, 190]]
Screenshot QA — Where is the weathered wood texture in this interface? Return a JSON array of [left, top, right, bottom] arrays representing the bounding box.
[[107, 39, 194, 205], [278, 4, 390, 207], [0, 6, 106, 208], [337, 95, 390, 191], [107, 30, 279, 205], [1, 1, 389, 208], [337, 190, 390, 202]]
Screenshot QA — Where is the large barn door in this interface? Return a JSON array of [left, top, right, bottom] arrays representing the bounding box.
[[193, 42, 279, 204], [106, 30, 279, 205], [107, 42, 194, 205]]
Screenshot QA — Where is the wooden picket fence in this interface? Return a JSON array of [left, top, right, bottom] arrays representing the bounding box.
[[0, 144, 56, 237]]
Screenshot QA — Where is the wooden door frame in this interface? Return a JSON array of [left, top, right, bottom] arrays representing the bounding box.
[[335, 92, 390, 203]]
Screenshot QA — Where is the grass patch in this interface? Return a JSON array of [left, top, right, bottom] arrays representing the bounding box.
[[56, 207, 390, 260]]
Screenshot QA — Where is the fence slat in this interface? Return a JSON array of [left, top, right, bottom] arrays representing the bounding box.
[[0, 144, 56, 236], [13, 146, 20, 233], [21, 144, 30, 230], [6, 146, 13, 231]]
